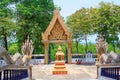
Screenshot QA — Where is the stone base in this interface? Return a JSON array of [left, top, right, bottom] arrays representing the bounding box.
[[54, 65, 66, 69], [53, 61, 67, 75], [55, 61, 65, 65], [53, 69, 67, 74]]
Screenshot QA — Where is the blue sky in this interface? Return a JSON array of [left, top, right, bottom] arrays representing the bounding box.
[[53, 0, 120, 19], [53, 0, 120, 43]]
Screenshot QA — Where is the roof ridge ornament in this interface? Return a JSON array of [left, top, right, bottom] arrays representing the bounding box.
[[55, 8, 60, 14]]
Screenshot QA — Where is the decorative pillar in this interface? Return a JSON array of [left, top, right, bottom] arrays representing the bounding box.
[[29, 66, 32, 80], [96, 65, 99, 79], [67, 41, 72, 64], [44, 42, 49, 64]]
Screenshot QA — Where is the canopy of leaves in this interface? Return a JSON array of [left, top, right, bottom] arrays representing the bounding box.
[[66, 1, 120, 53], [67, 8, 93, 41], [14, 0, 55, 54], [0, 0, 16, 50]]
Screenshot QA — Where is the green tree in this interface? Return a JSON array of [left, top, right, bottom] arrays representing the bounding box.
[[0, 0, 16, 50], [93, 2, 120, 52], [14, 0, 55, 53], [67, 8, 94, 53], [87, 42, 96, 53], [67, 1, 120, 53], [8, 43, 19, 54]]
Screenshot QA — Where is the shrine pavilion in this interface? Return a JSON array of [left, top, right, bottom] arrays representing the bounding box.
[[42, 9, 72, 64]]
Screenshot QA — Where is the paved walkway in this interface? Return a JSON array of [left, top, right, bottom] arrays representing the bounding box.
[[32, 64, 98, 80]]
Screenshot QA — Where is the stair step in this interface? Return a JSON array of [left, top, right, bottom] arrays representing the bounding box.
[[53, 70, 67, 74], [55, 61, 65, 65], [53, 69, 67, 71], [54, 65, 66, 67]]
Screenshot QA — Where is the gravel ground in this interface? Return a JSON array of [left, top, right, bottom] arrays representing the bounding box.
[[32, 64, 97, 80]]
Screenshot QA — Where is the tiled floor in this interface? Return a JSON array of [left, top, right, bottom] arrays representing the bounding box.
[[32, 64, 97, 80]]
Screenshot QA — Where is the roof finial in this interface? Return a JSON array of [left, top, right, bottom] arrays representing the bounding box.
[[55, 6, 60, 11], [58, 45, 62, 51], [55, 7, 60, 14]]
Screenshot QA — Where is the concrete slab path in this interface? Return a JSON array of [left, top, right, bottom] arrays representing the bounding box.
[[32, 64, 98, 80]]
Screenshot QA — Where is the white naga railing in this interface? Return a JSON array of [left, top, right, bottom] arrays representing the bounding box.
[[30, 54, 97, 64], [30, 59, 44, 65], [1, 54, 97, 65], [30, 54, 44, 65], [0, 54, 45, 66], [72, 54, 97, 64], [0, 59, 44, 66]]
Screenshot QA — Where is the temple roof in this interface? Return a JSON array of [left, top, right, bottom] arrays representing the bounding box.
[[42, 9, 72, 41]]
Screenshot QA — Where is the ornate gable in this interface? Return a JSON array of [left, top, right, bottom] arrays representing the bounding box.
[[48, 19, 67, 40], [42, 9, 71, 41]]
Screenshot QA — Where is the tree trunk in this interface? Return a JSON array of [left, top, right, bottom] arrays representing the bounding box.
[[85, 35, 88, 53], [4, 35, 8, 50], [2, 27, 8, 50], [76, 41, 79, 53], [113, 41, 116, 52], [117, 40, 120, 53]]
